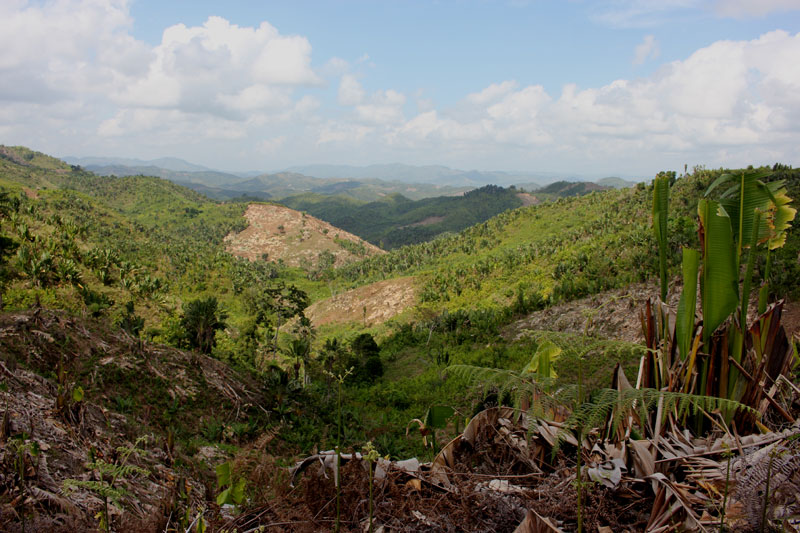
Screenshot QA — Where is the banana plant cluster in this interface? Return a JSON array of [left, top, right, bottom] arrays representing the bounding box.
[[645, 169, 797, 432]]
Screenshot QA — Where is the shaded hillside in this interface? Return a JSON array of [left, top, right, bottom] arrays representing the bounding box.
[[224, 203, 384, 268], [281, 184, 524, 249]]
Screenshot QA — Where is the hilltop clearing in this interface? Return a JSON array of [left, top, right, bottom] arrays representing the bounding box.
[[516, 191, 539, 206], [224, 203, 384, 269]]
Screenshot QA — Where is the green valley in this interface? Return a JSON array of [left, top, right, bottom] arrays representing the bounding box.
[[0, 145, 798, 532]]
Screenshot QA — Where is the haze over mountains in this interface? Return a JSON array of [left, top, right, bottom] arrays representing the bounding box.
[[63, 155, 640, 202]]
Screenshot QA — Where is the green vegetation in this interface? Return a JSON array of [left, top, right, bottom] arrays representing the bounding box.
[[536, 180, 610, 197], [281, 184, 524, 249], [63, 437, 150, 532], [0, 145, 798, 531]]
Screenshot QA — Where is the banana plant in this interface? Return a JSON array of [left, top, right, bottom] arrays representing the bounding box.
[[646, 168, 796, 433]]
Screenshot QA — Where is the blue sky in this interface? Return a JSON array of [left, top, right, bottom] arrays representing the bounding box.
[[1, 0, 799, 177]]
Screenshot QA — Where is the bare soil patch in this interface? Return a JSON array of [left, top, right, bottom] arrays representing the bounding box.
[[503, 283, 661, 344], [404, 215, 446, 228], [306, 277, 418, 327], [516, 192, 539, 207], [0, 309, 265, 532], [505, 281, 800, 344], [225, 204, 384, 268]]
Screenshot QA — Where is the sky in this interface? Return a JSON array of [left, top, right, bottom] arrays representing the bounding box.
[[1, 0, 799, 177]]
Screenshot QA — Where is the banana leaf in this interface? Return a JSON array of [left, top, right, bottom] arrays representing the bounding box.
[[676, 247, 699, 360], [425, 405, 455, 429], [522, 340, 561, 379], [698, 199, 739, 345], [653, 175, 670, 301], [763, 183, 797, 250]]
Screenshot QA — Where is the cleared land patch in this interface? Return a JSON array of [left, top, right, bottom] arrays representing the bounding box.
[[306, 276, 417, 326], [224, 203, 384, 268]]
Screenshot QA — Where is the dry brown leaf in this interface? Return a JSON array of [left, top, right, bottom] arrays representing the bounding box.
[[630, 439, 655, 478], [405, 479, 422, 491], [514, 509, 565, 533]]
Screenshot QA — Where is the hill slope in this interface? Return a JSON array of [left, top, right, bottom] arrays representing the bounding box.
[[224, 203, 385, 268], [281, 184, 525, 249]]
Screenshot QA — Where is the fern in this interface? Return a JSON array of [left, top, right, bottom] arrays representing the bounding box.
[[553, 388, 758, 454], [62, 436, 150, 532], [62, 479, 127, 506], [447, 363, 560, 412]]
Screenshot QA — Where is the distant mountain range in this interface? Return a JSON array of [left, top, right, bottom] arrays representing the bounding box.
[[285, 163, 563, 187], [63, 155, 215, 173], [69, 161, 474, 202], [61, 154, 642, 201]]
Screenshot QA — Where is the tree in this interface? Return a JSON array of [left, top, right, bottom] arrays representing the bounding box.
[[285, 336, 311, 381], [181, 297, 227, 354], [348, 333, 383, 382]]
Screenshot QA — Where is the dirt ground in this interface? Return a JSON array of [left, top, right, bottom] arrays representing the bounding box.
[[503, 281, 800, 344], [225, 204, 384, 268], [306, 277, 418, 327]]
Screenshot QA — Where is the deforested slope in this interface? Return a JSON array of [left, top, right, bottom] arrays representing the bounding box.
[[224, 203, 385, 268]]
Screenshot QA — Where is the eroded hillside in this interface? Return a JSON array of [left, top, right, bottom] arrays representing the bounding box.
[[0, 309, 269, 531], [306, 276, 417, 327], [224, 203, 384, 268]]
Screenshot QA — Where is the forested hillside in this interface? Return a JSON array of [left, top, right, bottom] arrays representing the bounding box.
[[281, 184, 525, 249]]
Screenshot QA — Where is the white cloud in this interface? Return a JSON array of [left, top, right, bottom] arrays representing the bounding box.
[[258, 135, 286, 153], [465, 81, 519, 106], [338, 74, 365, 106], [370, 30, 800, 171], [322, 57, 349, 76], [0, 1, 798, 174], [591, 0, 701, 28], [593, 0, 800, 27], [354, 90, 406, 125], [0, 0, 132, 101], [113, 16, 321, 115], [633, 35, 660, 65]]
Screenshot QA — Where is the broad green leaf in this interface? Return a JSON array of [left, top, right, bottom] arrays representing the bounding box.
[[704, 173, 734, 197], [698, 199, 739, 345], [676, 248, 699, 360], [717, 169, 773, 252], [231, 477, 246, 504], [522, 340, 561, 378], [216, 462, 232, 488], [72, 385, 84, 402], [216, 487, 231, 506], [425, 405, 454, 429], [653, 174, 670, 301]]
